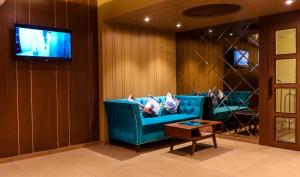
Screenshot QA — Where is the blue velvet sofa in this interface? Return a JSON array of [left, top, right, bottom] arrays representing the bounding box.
[[199, 91, 251, 123], [104, 96, 205, 148]]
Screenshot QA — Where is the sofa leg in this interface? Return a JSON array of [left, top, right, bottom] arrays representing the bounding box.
[[135, 145, 141, 153]]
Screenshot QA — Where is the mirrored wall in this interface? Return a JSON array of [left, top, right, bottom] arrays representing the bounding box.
[[176, 20, 260, 140]]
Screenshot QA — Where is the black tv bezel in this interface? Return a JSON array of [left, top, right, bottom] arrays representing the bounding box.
[[15, 23, 72, 62], [233, 49, 249, 68], [226, 49, 249, 68]]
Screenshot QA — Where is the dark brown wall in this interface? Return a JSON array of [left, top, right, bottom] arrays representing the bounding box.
[[0, 0, 99, 158], [176, 34, 224, 94], [176, 24, 259, 106]]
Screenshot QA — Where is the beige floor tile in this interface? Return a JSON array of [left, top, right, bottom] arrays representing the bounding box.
[[128, 155, 196, 177], [99, 164, 161, 177], [200, 149, 271, 175], [13, 155, 94, 177], [0, 162, 28, 177], [181, 166, 233, 177], [0, 138, 300, 177], [53, 148, 121, 176]]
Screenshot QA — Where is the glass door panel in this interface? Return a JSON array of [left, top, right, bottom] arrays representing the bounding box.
[[275, 88, 296, 113], [275, 28, 296, 55], [276, 59, 296, 83], [275, 117, 296, 143]]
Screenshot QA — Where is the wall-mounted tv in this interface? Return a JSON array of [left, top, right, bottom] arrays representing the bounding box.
[[15, 24, 72, 61], [226, 49, 249, 67]]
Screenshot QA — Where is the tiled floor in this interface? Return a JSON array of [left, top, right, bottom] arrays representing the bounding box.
[[1, 138, 300, 177]]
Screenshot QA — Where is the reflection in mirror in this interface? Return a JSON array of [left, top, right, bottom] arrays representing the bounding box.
[[276, 59, 296, 84], [276, 117, 296, 144], [276, 88, 296, 113], [176, 20, 260, 139], [276, 28, 296, 55]]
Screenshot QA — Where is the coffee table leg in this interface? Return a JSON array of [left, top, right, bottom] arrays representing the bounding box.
[[191, 140, 197, 156], [170, 138, 174, 151], [212, 134, 217, 148]]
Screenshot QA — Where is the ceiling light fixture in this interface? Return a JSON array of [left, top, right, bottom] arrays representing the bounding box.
[[208, 29, 213, 33], [144, 17, 150, 23], [229, 32, 234, 36], [176, 23, 182, 28], [286, 0, 294, 5]]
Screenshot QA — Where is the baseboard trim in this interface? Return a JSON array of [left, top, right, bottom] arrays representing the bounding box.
[[0, 141, 100, 164], [217, 134, 259, 144]]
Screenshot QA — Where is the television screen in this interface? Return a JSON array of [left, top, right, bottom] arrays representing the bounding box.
[[15, 24, 71, 61], [234, 50, 249, 67]]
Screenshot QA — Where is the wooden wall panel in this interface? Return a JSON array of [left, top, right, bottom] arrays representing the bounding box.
[[0, 0, 19, 158], [55, 0, 70, 148], [16, 0, 33, 155], [176, 33, 259, 98], [223, 39, 259, 91], [30, 0, 57, 152], [90, 0, 100, 142], [68, 0, 91, 145], [102, 23, 177, 100], [176, 35, 224, 94], [0, 0, 99, 158], [100, 23, 176, 142]]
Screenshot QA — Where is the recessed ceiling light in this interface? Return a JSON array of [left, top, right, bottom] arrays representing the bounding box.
[[176, 23, 182, 28], [144, 17, 150, 23], [286, 0, 294, 5], [208, 29, 213, 33]]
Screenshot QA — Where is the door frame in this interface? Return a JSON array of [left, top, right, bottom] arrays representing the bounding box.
[[259, 10, 300, 150]]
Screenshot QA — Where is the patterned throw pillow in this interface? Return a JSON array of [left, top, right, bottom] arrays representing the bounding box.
[[217, 90, 228, 105], [128, 95, 144, 111], [144, 96, 161, 117], [164, 93, 180, 114]]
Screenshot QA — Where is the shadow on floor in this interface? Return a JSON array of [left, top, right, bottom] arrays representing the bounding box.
[[165, 143, 233, 161], [85, 139, 177, 161]]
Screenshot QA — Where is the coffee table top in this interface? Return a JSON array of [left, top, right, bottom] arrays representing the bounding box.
[[165, 119, 222, 130]]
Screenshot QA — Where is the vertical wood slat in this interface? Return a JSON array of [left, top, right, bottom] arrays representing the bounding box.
[[16, 0, 33, 155], [30, 0, 57, 152], [0, 0, 19, 158], [102, 23, 177, 100]]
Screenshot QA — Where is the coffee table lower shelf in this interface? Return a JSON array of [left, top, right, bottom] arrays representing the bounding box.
[[165, 120, 223, 156]]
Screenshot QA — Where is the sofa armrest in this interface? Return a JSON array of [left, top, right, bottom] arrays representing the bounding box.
[[104, 101, 143, 145]]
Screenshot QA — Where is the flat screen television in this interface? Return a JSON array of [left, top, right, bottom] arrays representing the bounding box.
[[15, 24, 72, 61], [226, 49, 249, 67]]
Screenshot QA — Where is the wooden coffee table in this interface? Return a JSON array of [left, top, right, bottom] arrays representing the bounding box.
[[164, 120, 223, 156]]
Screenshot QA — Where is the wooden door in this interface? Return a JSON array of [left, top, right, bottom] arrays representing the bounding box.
[[267, 21, 300, 150]]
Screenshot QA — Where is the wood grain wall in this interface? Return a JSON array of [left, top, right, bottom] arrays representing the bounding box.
[[223, 38, 259, 92], [99, 23, 176, 141], [102, 23, 177, 99], [0, 0, 99, 158], [176, 34, 224, 94], [176, 32, 259, 100]]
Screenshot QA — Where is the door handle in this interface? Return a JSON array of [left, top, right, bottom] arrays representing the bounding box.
[[269, 77, 273, 98]]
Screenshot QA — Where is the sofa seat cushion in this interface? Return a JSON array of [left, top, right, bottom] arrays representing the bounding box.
[[141, 114, 198, 126], [213, 106, 248, 114]]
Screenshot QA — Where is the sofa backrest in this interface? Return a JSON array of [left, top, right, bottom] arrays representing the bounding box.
[[105, 95, 205, 117], [175, 95, 205, 118], [134, 96, 166, 106], [224, 91, 251, 106]]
